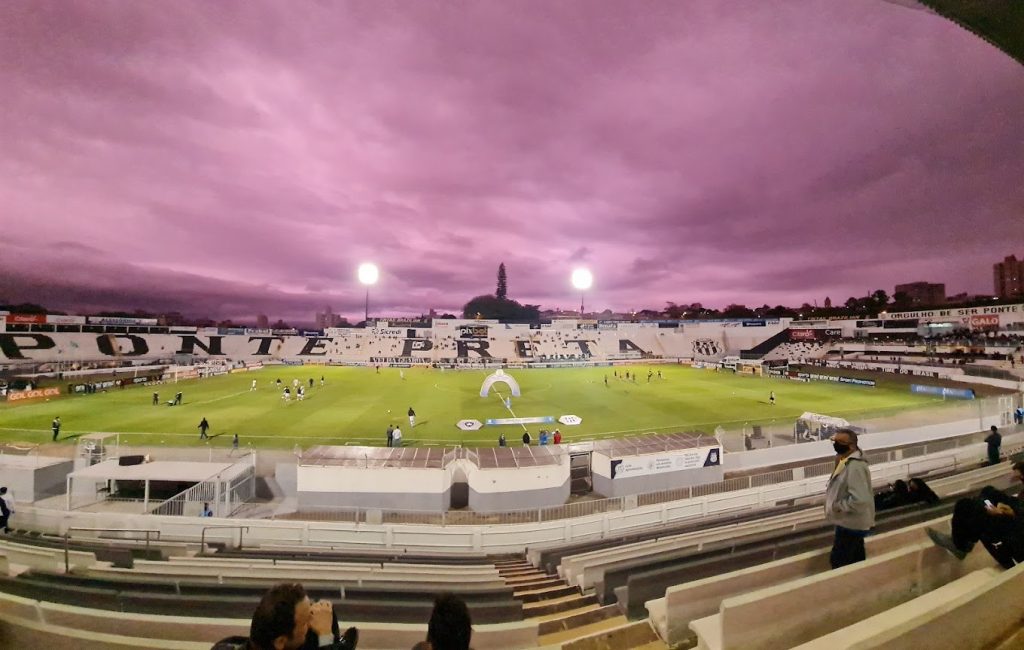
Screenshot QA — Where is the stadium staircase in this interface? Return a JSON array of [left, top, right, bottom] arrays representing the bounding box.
[[739, 328, 790, 359], [492, 554, 667, 649]]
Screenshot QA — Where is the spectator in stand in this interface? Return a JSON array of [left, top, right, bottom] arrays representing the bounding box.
[[928, 462, 1024, 569], [1015, 406, 1024, 425], [985, 425, 1002, 466], [212, 582, 358, 650], [874, 480, 910, 511], [907, 477, 939, 504], [0, 486, 12, 534], [825, 429, 875, 569], [873, 477, 939, 511]]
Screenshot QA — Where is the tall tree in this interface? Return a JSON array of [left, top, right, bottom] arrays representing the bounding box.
[[871, 289, 889, 310], [496, 263, 508, 300]]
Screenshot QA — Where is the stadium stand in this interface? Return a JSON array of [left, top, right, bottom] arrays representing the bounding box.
[[2, 312, 1024, 647]]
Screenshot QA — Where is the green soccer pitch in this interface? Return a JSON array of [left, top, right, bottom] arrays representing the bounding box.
[[0, 365, 942, 449]]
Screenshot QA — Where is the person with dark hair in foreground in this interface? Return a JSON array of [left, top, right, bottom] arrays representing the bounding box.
[[928, 462, 1024, 569], [411, 593, 473, 650], [211, 583, 357, 650]]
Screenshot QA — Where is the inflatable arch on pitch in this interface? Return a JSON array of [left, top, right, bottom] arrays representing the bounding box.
[[479, 369, 521, 398]]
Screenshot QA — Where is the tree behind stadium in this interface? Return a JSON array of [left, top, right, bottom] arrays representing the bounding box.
[[462, 263, 539, 321]]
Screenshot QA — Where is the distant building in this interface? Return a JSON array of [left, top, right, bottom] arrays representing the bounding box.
[[894, 282, 945, 307], [947, 292, 993, 305], [255, 314, 269, 328], [994, 255, 1024, 300], [315, 306, 344, 329]]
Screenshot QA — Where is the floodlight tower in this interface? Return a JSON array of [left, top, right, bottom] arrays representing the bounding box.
[[357, 262, 379, 325], [571, 268, 593, 316]]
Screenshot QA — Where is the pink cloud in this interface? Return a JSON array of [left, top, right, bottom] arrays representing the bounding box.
[[1, 0, 1022, 324]]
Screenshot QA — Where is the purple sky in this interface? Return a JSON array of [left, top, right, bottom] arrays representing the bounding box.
[[2, 1, 1023, 324]]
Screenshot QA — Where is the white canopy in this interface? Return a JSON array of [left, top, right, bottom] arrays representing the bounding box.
[[798, 412, 851, 428]]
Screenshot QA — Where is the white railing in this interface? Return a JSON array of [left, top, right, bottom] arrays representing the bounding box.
[[21, 433, 1024, 554], [150, 454, 256, 517], [278, 428, 1009, 526]]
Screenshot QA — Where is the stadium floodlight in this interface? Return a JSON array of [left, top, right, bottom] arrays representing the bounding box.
[[357, 263, 379, 324], [571, 268, 593, 316]]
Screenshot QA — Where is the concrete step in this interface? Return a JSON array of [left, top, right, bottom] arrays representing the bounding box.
[[524, 594, 600, 617], [493, 558, 532, 565], [537, 604, 622, 636], [500, 567, 545, 577], [503, 573, 552, 581], [515, 584, 579, 602], [506, 576, 564, 590], [538, 614, 630, 646], [488, 553, 526, 563], [629, 639, 671, 650], [560, 620, 662, 650], [531, 602, 603, 625]]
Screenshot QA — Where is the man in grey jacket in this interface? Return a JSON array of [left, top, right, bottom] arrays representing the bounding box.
[[825, 428, 875, 569]]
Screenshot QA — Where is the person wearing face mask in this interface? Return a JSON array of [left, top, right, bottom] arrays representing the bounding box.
[[825, 428, 875, 569]]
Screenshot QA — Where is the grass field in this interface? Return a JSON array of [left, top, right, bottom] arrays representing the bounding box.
[[0, 365, 944, 450]]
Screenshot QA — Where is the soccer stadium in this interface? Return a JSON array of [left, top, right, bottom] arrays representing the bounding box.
[[2, 2, 1024, 650]]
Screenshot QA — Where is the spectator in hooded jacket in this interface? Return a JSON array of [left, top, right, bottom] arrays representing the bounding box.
[[825, 428, 875, 569]]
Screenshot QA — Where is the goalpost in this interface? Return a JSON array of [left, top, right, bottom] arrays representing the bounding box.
[[736, 359, 764, 376]]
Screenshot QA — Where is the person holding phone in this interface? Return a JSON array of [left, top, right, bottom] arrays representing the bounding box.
[[928, 462, 1024, 568]]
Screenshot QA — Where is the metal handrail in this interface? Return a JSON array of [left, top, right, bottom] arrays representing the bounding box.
[[200, 525, 250, 553], [65, 527, 160, 572]]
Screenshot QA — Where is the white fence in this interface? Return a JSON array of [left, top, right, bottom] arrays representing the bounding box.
[[17, 431, 1024, 554]]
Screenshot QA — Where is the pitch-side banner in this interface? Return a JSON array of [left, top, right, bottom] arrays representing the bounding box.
[[610, 445, 721, 479], [484, 416, 555, 426], [6, 387, 61, 402]]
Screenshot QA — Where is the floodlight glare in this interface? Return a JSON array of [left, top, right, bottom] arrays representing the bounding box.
[[571, 268, 593, 315], [571, 268, 593, 291], [357, 263, 379, 286], [357, 263, 379, 324]]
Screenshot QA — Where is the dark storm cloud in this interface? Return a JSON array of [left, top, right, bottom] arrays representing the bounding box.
[[1, 0, 1022, 323]]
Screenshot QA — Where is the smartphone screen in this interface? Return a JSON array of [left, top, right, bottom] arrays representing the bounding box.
[[984, 499, 994, 508]]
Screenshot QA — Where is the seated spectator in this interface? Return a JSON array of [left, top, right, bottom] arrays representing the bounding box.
[[907, 477, 939, 504], [413, 593, 472, 650], [211, 582, 358, 649], [927, 462, 1024, 569], [874, 480, 910, 511]]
